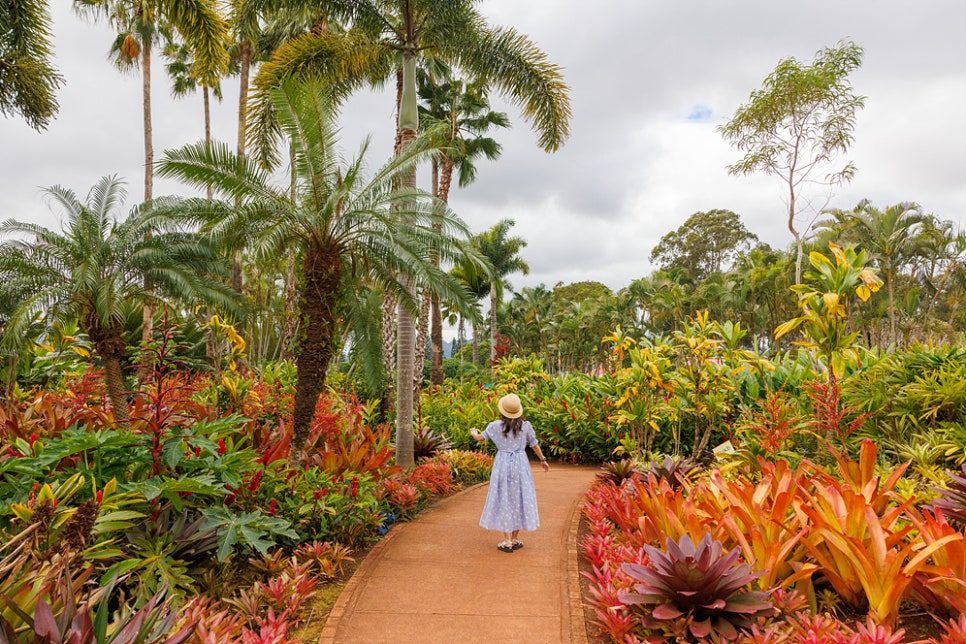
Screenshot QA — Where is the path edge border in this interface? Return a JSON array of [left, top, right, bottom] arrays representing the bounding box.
[[567, 484, 590, 644]]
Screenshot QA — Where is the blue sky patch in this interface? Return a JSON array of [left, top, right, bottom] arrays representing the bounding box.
[[687, 105, 712, 121]]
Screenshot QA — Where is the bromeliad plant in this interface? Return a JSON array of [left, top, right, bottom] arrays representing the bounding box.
[[619, 533, 775, 642], [931, 463, 966, 527]]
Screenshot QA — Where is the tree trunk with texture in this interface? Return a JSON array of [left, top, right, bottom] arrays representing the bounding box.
[[289, 245, 341, 465], [430, 296, 444, 386], [430, 157, 454, 387], [414, 289, 429, 405], [394, 53, 419, 468], [489, 283, 497, 366], [283, 250, 298, 361], [85, 314, 130, 424], [381, 294, 396, 406], [138, 39, 155, 383]]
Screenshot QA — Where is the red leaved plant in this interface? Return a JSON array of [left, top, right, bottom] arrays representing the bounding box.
[[704, 460, 812, 589]]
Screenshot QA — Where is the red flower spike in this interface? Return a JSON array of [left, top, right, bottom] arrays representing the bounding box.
[[217, 438, 226, 455]]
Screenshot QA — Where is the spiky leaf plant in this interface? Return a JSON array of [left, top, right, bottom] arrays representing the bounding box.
[[413, 427, 454, 461], [639, 456, 702, 490], [596, 459, 640, 486], [619, 533, 774, 642], [932, 464, 966, 527]]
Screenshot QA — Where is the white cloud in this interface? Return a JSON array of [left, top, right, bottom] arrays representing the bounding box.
[[1, 0, 964, 298]]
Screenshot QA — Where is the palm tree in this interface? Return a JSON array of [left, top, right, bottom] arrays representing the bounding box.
[[74, 0, 229, 203], [449, 253, 490, 367], [1, 0, 64, 130], [417, 70, 509, 385], [504, 285, 553, 361], [75, 0, 230, 378], [163, 40, 230, 204], [0, 176, 236, 421], [818, 200, 924, 345], [248, 0, 571, 467], [475, 219, 529, 365], [157, 79, 480, 464]]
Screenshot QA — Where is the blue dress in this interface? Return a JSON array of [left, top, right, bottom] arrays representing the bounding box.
[[478, 420, 541, 532]]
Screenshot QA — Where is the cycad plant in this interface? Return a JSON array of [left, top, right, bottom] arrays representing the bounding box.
[[157, 78, 481, 464]]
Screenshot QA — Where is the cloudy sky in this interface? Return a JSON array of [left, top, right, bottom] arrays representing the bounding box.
[[2, 1, 965, 294]]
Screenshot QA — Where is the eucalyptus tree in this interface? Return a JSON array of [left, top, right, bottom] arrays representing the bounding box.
[[417, 70, 509, 385], [157, 79, 480, 465], [0, 0, 63, 130], [719, 41, 865, 284], [249, 0, 571, 466], [0, 176, 236, 421]]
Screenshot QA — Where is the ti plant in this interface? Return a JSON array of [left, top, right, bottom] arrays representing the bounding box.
[[619, 533, 774, 642], [0, 576, 193, 644], [775, 242, 882, 377]]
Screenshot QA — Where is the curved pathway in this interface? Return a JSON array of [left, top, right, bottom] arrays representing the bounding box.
[[318, 463, 598, 643]]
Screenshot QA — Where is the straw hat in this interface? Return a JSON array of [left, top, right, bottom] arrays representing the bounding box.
[[497, 393, 523, 419]]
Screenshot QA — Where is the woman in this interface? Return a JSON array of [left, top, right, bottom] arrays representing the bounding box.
[[470, 393, 550, 552]]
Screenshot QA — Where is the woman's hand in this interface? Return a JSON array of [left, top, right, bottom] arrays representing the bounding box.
[[540, 460, 550, 472], [469, 427, 483, 442]]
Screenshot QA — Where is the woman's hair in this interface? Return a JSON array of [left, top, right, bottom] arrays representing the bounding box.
[[501, 416, 523, 437]]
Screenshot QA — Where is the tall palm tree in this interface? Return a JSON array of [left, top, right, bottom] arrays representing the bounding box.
[[0, 176, 236, 420], [417, 71, 508, 386], [475, 219, 529, 364], [1, 0, 64, 130], [74, 0, 229, 204], [74, 0, 230, 377], [249, 0, 571, 467], [157, 78, 480, 464], [163, 40, 228, 198], [449, 253, 490, 367]]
